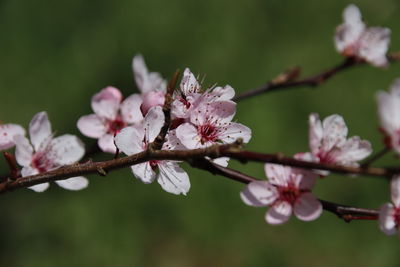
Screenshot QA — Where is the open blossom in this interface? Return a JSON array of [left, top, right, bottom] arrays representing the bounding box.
[[175, 100, 251, 166], [296, 113, 372, 168], [172, 68, 235, 120], [0, 123, 25, 150], [14, 112, 88, 192], [241, 164, 322, 225], [377, 79, 400, 154], [77, 86, 142, 153], [133, 54, 167, 115], [334, 4, 391, 67], [115, 106, 190, 195], [379, 175, 400, 236]]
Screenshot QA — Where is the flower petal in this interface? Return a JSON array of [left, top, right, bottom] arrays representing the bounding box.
[[28, 182, 50, 193], [264, 164, 291, 187], [359, 27, 391, 67], [98, 134, 117, 154], [14, 135, 33, 167], [29, 111, 52, 151], [212, 157, 230, 167], [143, 106, 165, 142], [335, 4, 365, 53], [333, 136, 372, 164], [0, 124, 25, 150], [91, 86, 122, 120], [379, 203, 397, 236], [219, 122, 252, 144], [121, 94, 143, 124], [55, 176, 89, 191], [391, 175, 400, 206], [50, 135, 85, 165], [309, 113, 323, 155], [176, 123, 201, 149], [265, 201, 292, 225], [131, 162, 156, 184], [180, 68, 201, 95], [114, 127, 142, 155], [158, 161, 190, 195], [240, 180, 278, 207], [321, 114, 348, 152], [132, 54, 165, 93], [294, 192, 322, 221], [211, 85, 235, 101], [77, 114, 107, 139], [141, 90, 165, 115]]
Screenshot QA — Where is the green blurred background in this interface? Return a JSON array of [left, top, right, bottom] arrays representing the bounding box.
[[0, 0, 399, 266]]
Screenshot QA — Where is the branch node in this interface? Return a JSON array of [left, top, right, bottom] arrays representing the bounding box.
[[97, 167, 107, 176]]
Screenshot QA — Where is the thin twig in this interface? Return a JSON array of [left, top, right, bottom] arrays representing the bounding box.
[[361, 147, 391, 167]]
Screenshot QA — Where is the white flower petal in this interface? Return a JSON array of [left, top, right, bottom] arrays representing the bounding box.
[[91, 87, 122, 120], [334, 136, 372, 164], [14, 135, 33, 167], [321, 114, 348, 152], [50, 134, 85, 165], [55, 176, 89, 191], [77, 114, 107, 139], [158, 161, 190, 195], [335, 4, 365, 53], [98, 134, 117, 154], [180, 68, 201, 95], [132, 54, 165, 93], [391, 175, 400, 207], [131, 162, 156, 184], [379, 203, 397, 236], [309, 113, 323, 155], [219, 122, 251, 144], [0, 124, 25, 150], [359, 27, 391, 67], [29, 111, 52, 151], [114, 127, 142, 155], [121, 94, 143, 124], [293, 192, 322, 221], [265, 201, 292, 225], [211, 85, 235, 101], [240, 181, 278, 207], [28, 182, 50, 193], [143, 106, 165, 142], [176, 123, 201, 149], [212, 157, 230, 167], [264, 164, 291, 187]]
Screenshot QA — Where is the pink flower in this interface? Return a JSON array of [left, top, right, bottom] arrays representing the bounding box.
[[377, 79, 400, 153], [175, 100, 251, 166], [334, 4, 391, 67], [77, 86, 142, 153], [172, 68, 235, 120], [296, 113, 372, 168], [0, 123, 25, 150], [241, 164, 322, 225], [379, 175, 400, 236], [114, 106, 190, 195], [14, 112, 88, 192], [133, 54, 166, 115]]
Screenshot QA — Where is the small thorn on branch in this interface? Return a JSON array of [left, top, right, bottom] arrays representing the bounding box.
[[97, 167, 107, 176], [3, 152, 20, 180]]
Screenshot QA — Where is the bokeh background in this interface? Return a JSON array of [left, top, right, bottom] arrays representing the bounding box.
[[0, 0, 399, 266]]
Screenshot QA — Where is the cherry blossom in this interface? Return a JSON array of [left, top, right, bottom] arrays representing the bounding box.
[[133, 54, 167, 115], [14, 112, 88, 192], [334, 4, 391, 67], [377, 79, 400, 154], [296, 113, 372, 168], [379, 175, 400, 236], [0, 123, 25, 150], [171, 68, 235, 120], [175, 100, 251, 166], [114, 106, 190, 195], [77, 86, 142, 153], [241, 164, 322, 225]]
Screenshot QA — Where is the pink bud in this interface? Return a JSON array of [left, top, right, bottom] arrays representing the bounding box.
[[140, 91, 165, 115]]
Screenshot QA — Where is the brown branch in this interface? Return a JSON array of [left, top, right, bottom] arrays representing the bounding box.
[[234, 52, 400, 102], [361, 147, 391, 168], [191, 158, 379, 222], [2, 143, 399, 194], [3, 152, 20, 180], [152, 70, 180, 150]]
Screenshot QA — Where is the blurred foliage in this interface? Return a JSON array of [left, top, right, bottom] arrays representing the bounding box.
[[0, 0, 400, 266]]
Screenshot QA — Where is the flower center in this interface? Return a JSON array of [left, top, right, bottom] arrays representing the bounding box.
[[32, 151, 54, 173], [179, 97, 191, 109], [316, 151, 335, 164], [108, 116, 126, 134], [198, 124, 218, 144], [149, 160, 159, 171], [393, 208, 400, 228], [277, 184, 301, 205]]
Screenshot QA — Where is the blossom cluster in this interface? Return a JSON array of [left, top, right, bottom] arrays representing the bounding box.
[[0, 4, 400, 238]]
